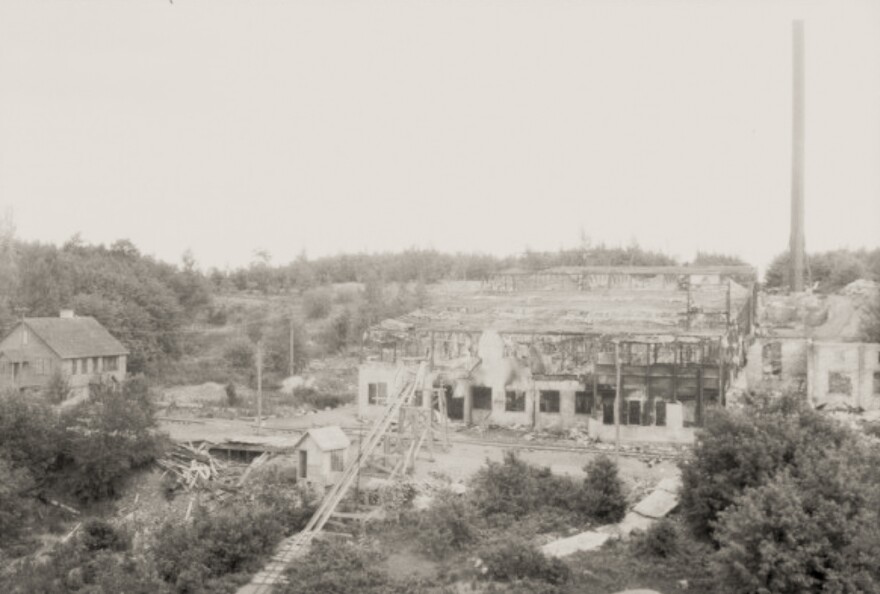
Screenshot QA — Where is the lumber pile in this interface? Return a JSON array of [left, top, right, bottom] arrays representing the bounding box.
[[156, 442, 227, 491]]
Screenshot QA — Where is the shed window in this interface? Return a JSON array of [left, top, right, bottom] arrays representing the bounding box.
[[575, 390, 593, 415], [505, 390, 525, 412], [103, 356, 118, 371], [472, 386, 492, 410], [539, 390, 560, 413], [367, 382, 387, 405], [330, 450, 344, 472]]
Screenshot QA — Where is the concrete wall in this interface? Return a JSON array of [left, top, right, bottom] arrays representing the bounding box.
[[742, 338, 808, 394], [809, 343, 880, 411], [588, 402, 691, 444], [358, 361, 407, 420]]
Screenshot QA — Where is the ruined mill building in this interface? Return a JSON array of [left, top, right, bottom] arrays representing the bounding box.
[[358, 266, 757, 443]]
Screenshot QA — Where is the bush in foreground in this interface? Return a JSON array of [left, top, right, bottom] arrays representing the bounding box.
[[153, 504, 283, 591], [470, 451, 580, 522], [476, 537, 571, 586], [579, 455, 627, 523], [414, 490, 478, 559], [281, 540, 416, 594]]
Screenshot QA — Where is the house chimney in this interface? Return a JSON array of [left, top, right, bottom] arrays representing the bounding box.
[[60, 309, 75, 319], [789, 20, 806, 292]]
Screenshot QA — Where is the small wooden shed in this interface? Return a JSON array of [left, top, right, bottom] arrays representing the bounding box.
[[293, 426, 351, 490]]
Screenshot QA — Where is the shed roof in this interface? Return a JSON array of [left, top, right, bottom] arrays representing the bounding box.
[[20, 317, 128, 358], [295, 426, 350, 452]]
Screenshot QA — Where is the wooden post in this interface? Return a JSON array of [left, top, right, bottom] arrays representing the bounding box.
[[614, 341, 621, 457], [726, 280, 732, 330], [686, 277, 692, 330], [289, 315, 295, 376]]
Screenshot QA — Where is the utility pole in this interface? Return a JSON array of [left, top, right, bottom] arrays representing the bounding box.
[[790, 19, 806, 292], [287, 312, 295, 377], [256, 340, 263, 434], [614, 340, 621, 458]]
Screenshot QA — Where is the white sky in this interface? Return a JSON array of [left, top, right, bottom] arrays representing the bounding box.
[[1, 0, 878, 272]]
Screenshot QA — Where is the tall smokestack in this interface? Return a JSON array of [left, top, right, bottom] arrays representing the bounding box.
[[790, 20, 806, 292]]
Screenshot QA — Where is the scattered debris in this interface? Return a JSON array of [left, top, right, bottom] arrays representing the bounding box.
[[156, 442, 228, 491]]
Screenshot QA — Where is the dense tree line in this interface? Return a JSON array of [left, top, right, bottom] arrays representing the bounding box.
[[210, 244, 681, 295], [764, 248, 880, 293], [0, 235, 211, 374]]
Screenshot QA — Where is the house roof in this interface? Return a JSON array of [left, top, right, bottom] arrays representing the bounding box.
[[295, 426, 350, 452], [21, 317, 128, 358]]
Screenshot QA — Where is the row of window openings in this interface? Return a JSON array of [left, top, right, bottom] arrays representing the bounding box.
[[2, 357, 118, 376], [72, 357, 119, 375]]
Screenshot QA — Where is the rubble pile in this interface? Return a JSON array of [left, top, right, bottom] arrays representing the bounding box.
[[156, 442, 229, 491]]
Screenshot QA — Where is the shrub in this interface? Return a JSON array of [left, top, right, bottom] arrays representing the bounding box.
[[154, 503, 284, 589], [225, 382, 239, 407], [712, 447, 880, 594], [0, 457, 34, 550], [679, 392, 853, 540], [633, 518, 678, 558], [303, 287, 333, 320], [0, 539, 167, 594], [578, 455, 627, 523], [58, 380, 166, 502], [416, 490, 478, 559], [42, 368, 71, 404], [476, 537, 571, 585], [81, 518, 130, 552], [0, 391, 62, 481], [280, 540, 397, 594], [470, 451, 580, 522], [224, 338, 255, 370], [294, 387, 349, 410]]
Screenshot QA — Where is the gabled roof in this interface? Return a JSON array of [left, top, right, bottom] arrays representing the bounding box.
[[294, 426, 350, 452], [20, 317, 128, 359]]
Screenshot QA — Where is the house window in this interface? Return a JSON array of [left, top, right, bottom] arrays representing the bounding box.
[[575, 390, 593, 415], [93, 357, 100, 372], [873, 372, 880, 395], [472, 386, 492, 410], [71, 359, 78, 374], [505, 390, 525, 412], [539, 390, 560, 413], [103, 356, 118, 372], [828, 372, 852, 395], [81, 358, 89, 374], [22, 329, 28, 345], [330, 450, 344, 472], [367, 382, 387, 405]]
